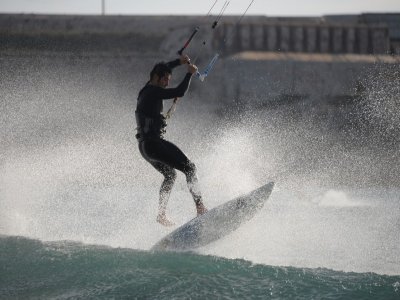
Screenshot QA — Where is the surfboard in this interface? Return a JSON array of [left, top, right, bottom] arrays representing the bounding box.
[[151, 182, 274, 251]]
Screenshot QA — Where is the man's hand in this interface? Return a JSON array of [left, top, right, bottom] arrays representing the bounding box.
[[180, 54, 191, 65], [187, 64, 198, 74]]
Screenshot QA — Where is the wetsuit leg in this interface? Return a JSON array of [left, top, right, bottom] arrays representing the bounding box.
[[138, 139, 203, 205], [151, 161, 177, 214]]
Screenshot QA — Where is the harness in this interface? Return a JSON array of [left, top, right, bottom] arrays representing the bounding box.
[[135, 111, 167, 140]]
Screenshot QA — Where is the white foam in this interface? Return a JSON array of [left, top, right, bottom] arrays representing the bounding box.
[[317, 190, 366, 207]]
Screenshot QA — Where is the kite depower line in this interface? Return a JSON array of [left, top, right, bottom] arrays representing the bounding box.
[[166, 0, 229, 119], [177, 0, 255, 82], [165, 0, 255, 119]]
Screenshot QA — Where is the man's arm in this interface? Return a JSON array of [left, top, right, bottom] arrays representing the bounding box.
[[165, 59, 181, 70], [152, 63, 198, 100], [165, 55, 191, 70], [154, 73, 193, 100]]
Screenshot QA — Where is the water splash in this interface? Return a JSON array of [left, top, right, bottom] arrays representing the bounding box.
[[1, 55, 399, 276]]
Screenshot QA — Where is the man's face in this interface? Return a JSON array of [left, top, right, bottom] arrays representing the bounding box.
[[158, 74, 171, 88]]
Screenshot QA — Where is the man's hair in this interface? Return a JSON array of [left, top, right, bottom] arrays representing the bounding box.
[[150, 62, 172, 80]]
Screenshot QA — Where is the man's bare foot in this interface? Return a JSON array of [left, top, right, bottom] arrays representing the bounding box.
[[196, 203, 208, 216], [156, 214, 175, 227]]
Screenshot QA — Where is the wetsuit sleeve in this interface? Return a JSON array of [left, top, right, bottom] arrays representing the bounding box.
[[165, 59, 181, 70], [153, 73, 192, 100]]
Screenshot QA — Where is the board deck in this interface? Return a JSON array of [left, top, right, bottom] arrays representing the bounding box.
[[151, 182, 274, 251]]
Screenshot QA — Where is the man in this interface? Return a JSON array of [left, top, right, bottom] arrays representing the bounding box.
[[135, 55, 208, 227]]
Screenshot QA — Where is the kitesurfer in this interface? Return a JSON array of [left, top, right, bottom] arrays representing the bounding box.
[[135, 55, 208, 227]]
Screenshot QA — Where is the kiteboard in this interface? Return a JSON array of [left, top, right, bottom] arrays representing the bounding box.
[[151, 182, 274, 251]]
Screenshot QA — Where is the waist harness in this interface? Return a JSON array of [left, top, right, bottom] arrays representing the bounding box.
[[135, 111, 167, 140]]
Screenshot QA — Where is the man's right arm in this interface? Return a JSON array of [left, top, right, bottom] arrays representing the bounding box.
[[165, 55, 190, 70], [154, 64, 198, 100], [154, 73, 193, 100], [165, 59, 181, 70]]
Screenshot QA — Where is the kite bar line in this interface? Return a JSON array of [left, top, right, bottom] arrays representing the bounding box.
[[178, 0, 230, 58], [167, 0, 255, 119], [196, 0, 255, 81], [176, 0, 225, 56], [206, 0, 218, 17], [212, 1, 230, 29]]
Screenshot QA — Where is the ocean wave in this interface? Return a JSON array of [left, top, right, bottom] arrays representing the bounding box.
[[1, 235, 399, 299]]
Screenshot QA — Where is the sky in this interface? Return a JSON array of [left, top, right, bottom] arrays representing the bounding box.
[[0, 0, 399, 16]]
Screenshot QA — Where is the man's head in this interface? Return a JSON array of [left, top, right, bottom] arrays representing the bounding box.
[[150, 62, 172, 88]]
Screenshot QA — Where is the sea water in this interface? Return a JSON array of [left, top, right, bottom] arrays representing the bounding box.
[[1, 236, 399, 299]]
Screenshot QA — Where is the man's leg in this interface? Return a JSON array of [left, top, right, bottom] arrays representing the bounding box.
[[183, 161, 208, 215], [139, 138, 207, 220], [159, 140, 208, 215], [139, 140, 177, 226], [152, 162, 177, 226]]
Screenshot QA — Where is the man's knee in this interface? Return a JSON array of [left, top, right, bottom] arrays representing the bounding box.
[[184, 161, 197, 178], [165, 168, 177, 182]]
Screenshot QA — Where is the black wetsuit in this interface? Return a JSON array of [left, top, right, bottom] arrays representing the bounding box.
[[135, 59, 202, 208]]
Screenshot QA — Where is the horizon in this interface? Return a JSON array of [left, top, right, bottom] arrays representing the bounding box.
[[1, 0, 400, 17]]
